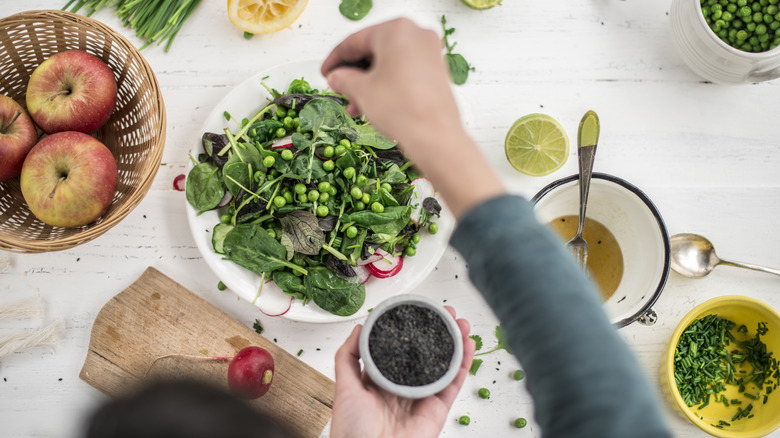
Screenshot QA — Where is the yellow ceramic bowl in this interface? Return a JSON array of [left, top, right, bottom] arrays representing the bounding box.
[[662, 296, 780, 438]]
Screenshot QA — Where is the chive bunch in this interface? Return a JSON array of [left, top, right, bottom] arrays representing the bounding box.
[[674, 314, 780, 427], [63, 0, 202, 52]]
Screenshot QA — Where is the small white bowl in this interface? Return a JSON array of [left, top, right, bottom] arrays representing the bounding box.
[[532, 173, 671, 328], [359, 295, 463, 399]]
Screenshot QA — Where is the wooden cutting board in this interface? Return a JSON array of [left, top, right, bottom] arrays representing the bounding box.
[[80, 267, 334, 438]]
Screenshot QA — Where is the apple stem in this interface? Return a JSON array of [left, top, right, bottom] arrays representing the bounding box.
[[0, 110, 22, 134], [47, 90, 71, 102], [48, 176, 66, 199], [143, 353, 233, 378]]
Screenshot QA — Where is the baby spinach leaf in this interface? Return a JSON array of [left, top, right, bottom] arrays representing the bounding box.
[[292, 132, 312, 151], [336, 149, 360, 170], [223, 160, 251, 197], [222, 224, 292, 274], [233, 142, 263, 172], [379, 188, 399, 207], [272, 271, 307, 300], [212, 223, 234, 255], [185, 162, 225, 211], [339, 0, 372, 21], [202, 133, 230, 167], [344, 206, 412, 235], [286, 78, 314, 95], [352, 124, 396, 150], [306, 267, 365, 316], [248, 119, 284, 143], [299, 98, 354, 136], [279, 210, 326, 256], [373, 149, 406, 167], [381, 163, 407, 184]]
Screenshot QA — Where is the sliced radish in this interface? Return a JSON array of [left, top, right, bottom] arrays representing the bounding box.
[[217, 191, 233, 208], [409, 177, 435, 225], [351, 265, 371, 285], [271, 135, 293, 149], [366, 249, 404, 279], [256, 283, 293, 317], [357, 254, 383, 266], [173, 174, 186, 192]]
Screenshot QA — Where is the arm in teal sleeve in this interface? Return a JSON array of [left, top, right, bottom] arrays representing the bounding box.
[[450, 194, 671, 438]]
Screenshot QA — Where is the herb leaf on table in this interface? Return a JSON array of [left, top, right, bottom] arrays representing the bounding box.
[[441, 15, 475, 85], [339, 0, 373, 21]]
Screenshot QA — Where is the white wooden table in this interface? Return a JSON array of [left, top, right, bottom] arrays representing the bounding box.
[[2, 1, 779, 437]]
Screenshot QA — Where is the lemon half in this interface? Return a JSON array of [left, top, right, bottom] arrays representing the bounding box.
[[227, 0, 308, 35]]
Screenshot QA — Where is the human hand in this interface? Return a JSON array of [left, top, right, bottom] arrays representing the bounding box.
[[321, 19, 505, 219], [321, 18, 460, 148], [330, 306, 476, 438]]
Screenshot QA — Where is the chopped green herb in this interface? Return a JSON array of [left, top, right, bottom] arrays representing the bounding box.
[[243, 31, 254, 40], [252, 319, 263, 334], [297, 349, 303, 357], [469, 358, 483, 376]]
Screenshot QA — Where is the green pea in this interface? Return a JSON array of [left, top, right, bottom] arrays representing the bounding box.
[[263, 155, 276, 168], [323, 146, 335, 158], [335, 145, 347, 156], [339, 138, 352, 148], [355, 201, 366, 211], [723, 11, 733, 20], [328, 186, 338, 196], [757, 23, 768, 33], [458, 416, 470, 426], [727, 3, 738, 12], [404, 246, 416, 257], [283, 191, 294, 203], [741, 5, 752, 16], [273, 196, 286, 208], [478, 388, 490, 399], [254, 171, 264, 182], [319, 192, 330, 202], [287, 108, 297, 117], [343, 167, 356, 179], [381, 182, 393, 192], [217, 281, 227, 291], [356, 175, 368, 186], [514, 418, 527, 429], [266, 229, 276, 239], [513, 369, 525, 381], [371, 202, 384, 213], [316, 205, 329, 217], [295, 183, 307, 195], [738, 29, 749, 39], [228, 206, 236, 214], [428, 222, 439, 235], [283, 116, 294, 129], [281, 149, 294, 161], [747, 21, 757, 30], [293, 117, 300, 128], [318, 181, 332, 193], [308, 190, 320, 202], [361, 193, 371, 204], [268, 169, 279, 178], [738, 0, 747, 7], [712, 9, 723, 19], [346, 226, 358, 239], [323, 160, 335, 171], [275, 128, 287, 138], [220, 214, 232, 224], [297, 193, 308, 203], [275, 106, 287, 118], [350, 187, 363, 199], [411, 234, 421, 244]]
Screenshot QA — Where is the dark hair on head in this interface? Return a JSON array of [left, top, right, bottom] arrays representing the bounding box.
[[84, 380, 298, 438]]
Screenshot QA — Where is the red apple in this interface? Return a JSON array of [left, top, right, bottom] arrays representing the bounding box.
[[20, 131, 117, 228], [0, 95, 38, 182], [26, 50, 117, 134]]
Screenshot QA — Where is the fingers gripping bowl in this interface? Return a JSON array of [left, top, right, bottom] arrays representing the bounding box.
[[532, 173, 671, 328]]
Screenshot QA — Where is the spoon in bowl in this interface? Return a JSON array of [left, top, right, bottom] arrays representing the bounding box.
[[670, 233, 780, 278], [565, 110, 599, 269]]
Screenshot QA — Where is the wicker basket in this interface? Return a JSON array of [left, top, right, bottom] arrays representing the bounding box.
[[0, 10, 166, 253]]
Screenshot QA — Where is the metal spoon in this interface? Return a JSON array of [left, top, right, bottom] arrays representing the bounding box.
[[565, 110, 599, 268], [670, 233, 780, 278]]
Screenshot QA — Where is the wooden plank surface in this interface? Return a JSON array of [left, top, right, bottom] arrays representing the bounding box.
[[79, 267, 334, 438]]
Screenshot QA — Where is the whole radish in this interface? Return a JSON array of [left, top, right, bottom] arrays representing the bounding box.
[[146, 345, 275, 400], [228, 346, 275, 399]]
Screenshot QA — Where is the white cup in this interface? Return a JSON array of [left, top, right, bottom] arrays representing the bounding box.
[[670, 0, 780, 84]]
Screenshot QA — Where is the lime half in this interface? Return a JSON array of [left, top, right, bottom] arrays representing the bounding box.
[[461, 0, 502, 10], [504, 114, 569, 177]]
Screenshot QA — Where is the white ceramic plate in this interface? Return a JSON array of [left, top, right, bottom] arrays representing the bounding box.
[[186, 60, 456, 323]]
